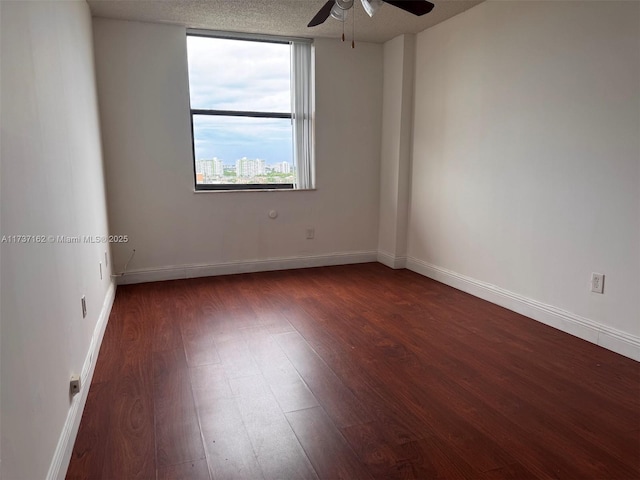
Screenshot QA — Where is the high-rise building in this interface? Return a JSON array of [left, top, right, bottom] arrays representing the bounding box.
[[274, 161, 291, 174], [236, 157, 266, 178], [213, 158, 224, 176], [196, 157, 224, 181]]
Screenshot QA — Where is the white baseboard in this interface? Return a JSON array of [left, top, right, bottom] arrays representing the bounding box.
[[117, 251, 378, 285], [47, 281, 117, 480], [377, 251, 407, 269], [406, 257, 640, 362]]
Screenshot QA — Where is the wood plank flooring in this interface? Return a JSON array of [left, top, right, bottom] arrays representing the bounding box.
[[66, 263, 640, 480]]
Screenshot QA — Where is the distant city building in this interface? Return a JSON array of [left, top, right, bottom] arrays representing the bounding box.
[[213, 158, 224, 176], [236, 157, 266, 177], [196, 157, 223, 180], [195, 159, 211, 176], [273, 161, 291, 174], [196, 157, 294, 185]]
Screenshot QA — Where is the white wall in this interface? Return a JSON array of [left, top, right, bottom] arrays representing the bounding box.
[[92, 19, 383, 282], [378, 34, 415, 268], [407, 1, 640, 355], [0, 1, 113, 478]]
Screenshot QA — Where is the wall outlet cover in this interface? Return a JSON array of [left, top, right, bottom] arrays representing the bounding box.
[[70, 375, 81, 396], [591, 273, 605, 294]]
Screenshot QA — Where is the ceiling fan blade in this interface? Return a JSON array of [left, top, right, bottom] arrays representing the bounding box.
[[383, 0, 434, 16], [308, 0, 335, 27], [361, 0, 384, 17]]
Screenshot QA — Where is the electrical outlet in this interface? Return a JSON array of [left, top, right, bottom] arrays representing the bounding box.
[[306, 227, 315, 240], [70, 375, 81, 396], [99, 261, 103, 280], [591, 273, 605, 294], [81, 295, 87, 318], [104, 251, 108, 267]]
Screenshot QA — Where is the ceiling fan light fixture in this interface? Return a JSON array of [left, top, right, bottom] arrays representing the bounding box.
[[330, 2, 349, 21], [335, 0, 355, 10], [361, 0, 384, 17]]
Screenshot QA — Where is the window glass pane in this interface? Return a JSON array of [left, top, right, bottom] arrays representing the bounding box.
[[192, 115, 295, 186], [187, 37, 291, 113]]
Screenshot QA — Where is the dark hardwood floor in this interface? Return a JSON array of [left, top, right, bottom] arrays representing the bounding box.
[[66, 263, 640, 480]]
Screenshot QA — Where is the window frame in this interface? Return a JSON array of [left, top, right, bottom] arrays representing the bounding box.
[[186, 30, 313, 192]]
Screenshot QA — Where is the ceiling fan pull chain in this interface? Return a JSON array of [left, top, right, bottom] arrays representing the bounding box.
[[352, 3, 355, 48]]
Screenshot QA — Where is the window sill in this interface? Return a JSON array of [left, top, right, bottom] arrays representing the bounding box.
[[193, 188, 317, 194]]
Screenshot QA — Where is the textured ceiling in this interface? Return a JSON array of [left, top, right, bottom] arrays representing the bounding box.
[[87, 0, 483, 43]]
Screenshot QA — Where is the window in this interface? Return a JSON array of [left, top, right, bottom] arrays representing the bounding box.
[[187, 31, 314, 191]]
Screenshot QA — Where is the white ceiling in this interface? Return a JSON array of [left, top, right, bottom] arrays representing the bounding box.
[[87, 0, 483, 43]]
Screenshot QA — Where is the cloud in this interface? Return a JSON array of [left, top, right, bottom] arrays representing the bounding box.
[[187, 36, 291, 112]]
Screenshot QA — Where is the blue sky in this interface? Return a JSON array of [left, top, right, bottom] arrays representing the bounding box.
[[187, 36, 293, 165]]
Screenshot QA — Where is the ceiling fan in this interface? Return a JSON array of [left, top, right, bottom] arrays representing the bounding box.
[[307, 0, 435, 28]]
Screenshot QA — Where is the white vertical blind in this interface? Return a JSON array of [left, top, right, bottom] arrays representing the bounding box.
[[291, 41, 315, 189]]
